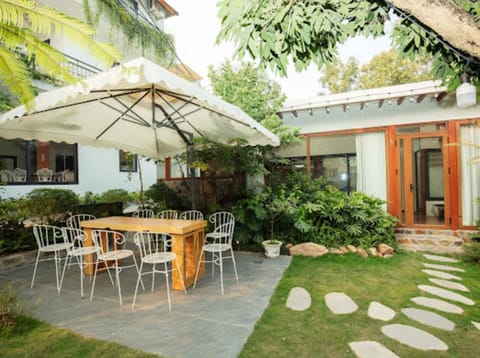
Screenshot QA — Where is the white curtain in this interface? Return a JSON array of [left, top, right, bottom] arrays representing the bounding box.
[[356, 132, 387, 204], [460, 124, 480, 226]]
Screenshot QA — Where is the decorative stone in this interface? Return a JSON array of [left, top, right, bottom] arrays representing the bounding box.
[[401, 308, 455, 331], [347, 245, 357, 253], [472, 321, 480, 330], [417, 285, 475, 306], [289, 242, 328, 257], [329, 248, 343, 254], [286, 287, 311, 311], [285, 243, 293, 249], [378, 244, 394, 255], [422, 269, 462, 281], [381, 324, 448, 351], [340, 246, 350, 253], [429, 278, 469, 292], [411, 297, 463, 314], [368, 247, 378, 257], [423, 254, 459, 263], [325, 292, 358, 314], [357, 248, 368, 258], [368, 301, 396, 321], [422, 263, 465, 272], [383, 254, 393, 259], [348, 341, 399, 358]]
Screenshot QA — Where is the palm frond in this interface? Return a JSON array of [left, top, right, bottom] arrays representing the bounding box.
[[0, 43, 35, 106]]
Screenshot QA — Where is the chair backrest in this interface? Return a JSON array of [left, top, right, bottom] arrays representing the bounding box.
[[91, 229, 126, 255], [61, 226, 90, 252], [156, 210, 178, 219], [179, 210, 204, 220], [133, 231, 174, 259], [13, 168, 26, 182], [36, 167, 53, 182], [132, 209, 154, 218], [66, 214, 96, 230], [211, 222, 236, 246], [208, 211, 234, 230], [33, 224, 64, 248]]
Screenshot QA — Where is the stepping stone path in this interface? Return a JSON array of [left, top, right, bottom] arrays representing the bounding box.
[[429, 278, 469, 292], [417, 285, 475, 306], [422, 263, 465, 273], [286, 287, 311, 311], [401, 308, 455, 331], [411, 296, 464, 314], [381, 324, 448, 351], [325, 292, 358, 314], [472, 321, 480, 330], [348, 341, 399, 358], [422, 269, 462, 281], [368, 301, 396, 321], [423, 254, 459, 263]]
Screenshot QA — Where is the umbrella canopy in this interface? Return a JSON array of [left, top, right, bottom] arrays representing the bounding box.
[[0, 57, 280, 159]]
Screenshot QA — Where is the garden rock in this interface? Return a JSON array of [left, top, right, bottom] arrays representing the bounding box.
[[357, 248, 368, 258], [428, 278, 469, 292], [289, 242, 328, 257], [286, 287, 311, 311], [423, 254, 459, 263], [368, 301, 396, 321], [329, 248, 343, 254], [401, 307, 455, 331], [368, 247, 378, 257], [381, 324, 448, 351], [472, 321, 480, 330], [340, 246, 350, 253], [417, 285, 475, 306], [410, 296, 464, 314], [348, 341, 399, 358], [378, 244, 394, 255], [325, 292, 358, 314], [422, 269, 462, 281], [347, 245, 357, 253]]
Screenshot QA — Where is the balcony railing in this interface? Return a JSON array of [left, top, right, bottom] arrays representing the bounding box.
[[62, 53, 102, 78]]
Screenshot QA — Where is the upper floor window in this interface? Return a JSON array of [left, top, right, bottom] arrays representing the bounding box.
[[119, 150, 138, 172], [0, 138, 77, 184]]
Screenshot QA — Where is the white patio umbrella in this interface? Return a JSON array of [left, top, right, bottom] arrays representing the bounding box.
[[0, 57, 280, 207]]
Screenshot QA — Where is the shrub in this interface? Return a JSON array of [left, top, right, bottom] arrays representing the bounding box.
[[95, 189, 136, 204], [25, 188, 79, 223], [463, 242, 480, 265], [0, 198, 35, 254], [0, 284, 23, 329], [144, 182, 190, 210]]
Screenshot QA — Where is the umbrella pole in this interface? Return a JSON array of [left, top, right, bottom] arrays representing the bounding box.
[[188, 144, 197, 210]]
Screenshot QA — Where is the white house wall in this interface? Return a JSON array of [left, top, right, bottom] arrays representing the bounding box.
[[282, 94, 480, 135], [1, 145, 157, 199]]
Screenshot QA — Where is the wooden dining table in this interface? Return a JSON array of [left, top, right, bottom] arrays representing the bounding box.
[[80, 216, 207, 290]]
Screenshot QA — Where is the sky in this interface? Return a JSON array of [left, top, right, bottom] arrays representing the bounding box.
[[165, 1, 392, 101]]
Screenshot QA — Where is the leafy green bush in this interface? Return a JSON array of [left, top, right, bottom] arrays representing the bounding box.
[[0, 284, 23, 329], [463, 242, 480, 265], [233, 175, 397, 250], [0, 198, 35, 254], [144, 182, 190, 210], [91, 189, 136, 204], [25, 188, 79, 223]]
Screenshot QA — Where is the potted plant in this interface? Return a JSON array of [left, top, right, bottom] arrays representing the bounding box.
[[261, 190, 289, 258], [262, 239, 282, 258]]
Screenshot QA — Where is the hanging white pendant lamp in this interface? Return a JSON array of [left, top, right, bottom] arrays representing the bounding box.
[[456, 74, 477, 107]]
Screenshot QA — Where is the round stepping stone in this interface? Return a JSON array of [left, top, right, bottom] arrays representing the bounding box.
[[325, 292, 358, 314], [422, 263, 465, 273], [423, 254, 459, 263], [417, 285, 475, 306], [472, 321, 480, 330], [381, 324, 448, 351], [368, 301, 396, 321], [429, 278, 469, 292], [348, 341, 399, 358], [411, 296, 463, 314], [422, 269, 462, 281], [401, 307, 455, 331], [286, 287, 311, 311]]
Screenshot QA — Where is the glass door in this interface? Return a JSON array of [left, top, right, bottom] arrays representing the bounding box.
[[398, 135, 448, 227]]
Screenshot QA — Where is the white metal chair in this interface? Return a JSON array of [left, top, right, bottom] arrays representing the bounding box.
[[35, 167, 53, 182], [132, 231, 186, 311], [31, 225, 73, 293], [13, 168, 26, 182], [89, 229, 143, 305], [132, 209, 155, 218], [193, 215, 239, 295], [66, 214, 96, 230], [156, 209, 178, 219], [60, 227, 101, 298], [179, 210, 204, 220]]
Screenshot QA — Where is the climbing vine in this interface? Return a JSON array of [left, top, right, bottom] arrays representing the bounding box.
[[83, 0, 177, 66]]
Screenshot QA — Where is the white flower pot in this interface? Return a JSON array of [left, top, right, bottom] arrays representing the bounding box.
[[262, 240, 282, 258]]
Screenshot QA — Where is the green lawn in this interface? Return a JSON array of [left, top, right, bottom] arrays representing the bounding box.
[[240, 251, 480, 357], [0, 315, 160, 358]]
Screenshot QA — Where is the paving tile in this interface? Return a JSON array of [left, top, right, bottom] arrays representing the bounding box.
[[417, 285, 475, 306], [325, 292, 358, 314], [349, 341, 399, 358], [423, 254, 459, 263], [401, 307, 455, 331], [381, 324, 448, 350], [422, 263, 465, 273], [286, 287, 311, 311], [410, 296, 464, 314], [368, 301, 396, 321], [429, 278, 469, 292], [422, 269, 462, 281]]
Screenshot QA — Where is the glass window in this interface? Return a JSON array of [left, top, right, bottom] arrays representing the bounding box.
[[315, 154, 357, 193], [0, 138, 77, 184], [119, 150, 138, 172]]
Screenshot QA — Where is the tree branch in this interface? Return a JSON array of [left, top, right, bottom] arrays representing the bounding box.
[[390, 0, 480, 59]]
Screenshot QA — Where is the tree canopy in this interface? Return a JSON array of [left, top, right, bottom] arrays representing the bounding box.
[[0, 0, 120, 106], [320, 49, 432, 93], [217, 0, 480, 91]]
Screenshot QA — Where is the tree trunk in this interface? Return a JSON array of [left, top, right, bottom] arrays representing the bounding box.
[[390, 0, 480, 59]]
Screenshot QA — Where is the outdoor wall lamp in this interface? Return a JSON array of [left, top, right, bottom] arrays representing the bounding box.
[[456, 73, 477, 108]]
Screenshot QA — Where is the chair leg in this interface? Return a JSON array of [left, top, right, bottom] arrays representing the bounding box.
[[132, 261, 144, 308], [79, 255, 84, 298], [175, 259, 187, 294], [151, 263, 156, 292], [59, 253, 70, 294], [132, 253, 145, 291], [54, 251, 62, 293], [115, 261, 123, 305], [219, 250, 224, 295], [231, 248, 239, 282], [193, 247, 204, 289], [30, 251, 41, 289], [164, 262, 171, 312], [89, 260, 99, 301]]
